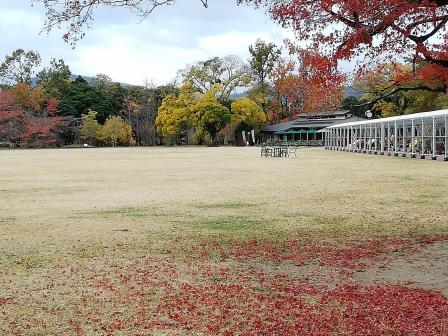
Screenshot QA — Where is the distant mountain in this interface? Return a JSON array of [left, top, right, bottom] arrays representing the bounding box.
[[228, 92, 248, 100], [30, 75, 135, 88], [231, 86, 364, 101], [69, 74, 94, 84], [345, 85, 364, 98], [29, 76, 364, 98]]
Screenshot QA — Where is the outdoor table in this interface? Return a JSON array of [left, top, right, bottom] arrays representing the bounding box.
[[261, 145, 289, 157], [273, 146, 288, 157]]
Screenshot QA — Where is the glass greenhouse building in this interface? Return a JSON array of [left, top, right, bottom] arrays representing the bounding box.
[[325, 109, 448, 161]]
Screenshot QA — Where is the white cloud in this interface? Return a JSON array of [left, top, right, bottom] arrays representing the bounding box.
[[72, 29, 207, 85], [69, 21, 286, 85], [0, 1, 289, 86], [197, 31, 279, 58], [1, 0, 358, 87]]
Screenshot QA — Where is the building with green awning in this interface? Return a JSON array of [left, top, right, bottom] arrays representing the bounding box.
[[262, 111, 365, 146]]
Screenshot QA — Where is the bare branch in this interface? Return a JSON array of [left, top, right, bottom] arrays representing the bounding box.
[[33, 0, 209, 44]]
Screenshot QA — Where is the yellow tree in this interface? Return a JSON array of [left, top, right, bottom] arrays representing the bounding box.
[[193, 86, 231, 145], [155, 82, 198, 140], [99, 115, 135, 147], [80, 110, 101, 145], [11, 83, 44, 113], [231, 98, 266, 131]]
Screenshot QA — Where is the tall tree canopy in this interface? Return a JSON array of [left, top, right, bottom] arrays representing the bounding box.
[[180, 56, 253, 102], [155, 82, 198, 138], [36, 0, 448, 87], [267, 48, 344, 123], [193, 86, 232, 145], [231, 98, 266, 131], [36, 58, 71, 98], [58, 75, 117, 122], [248, 39, 280, 93], [241, 0, 448, 92], [248, 39, 280, 112], [0, 49, 41, 85], [353, 62, 448, 116]]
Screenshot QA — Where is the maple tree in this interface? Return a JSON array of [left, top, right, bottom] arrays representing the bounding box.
[[46, 97, 59, 117], [0, 91, 28, 145], [0, 84, 65, 147], [35, 0, 448, 96], [22, 96, 63, 147], [353, 62, 448, 116], [22, 117, 60, 147], [241, 0, 448, 93], [268, 49, 344, 122]]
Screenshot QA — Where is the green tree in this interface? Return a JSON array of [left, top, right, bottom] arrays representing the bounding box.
[[231, 98, 266, 131], [342, 96, 369, 118], [245, 84, 273, 112], [80, 110, 101, 145], [0, 49, 41, 85], [36, 58, 71, 98], [58, 76, 115, 122], [91, 75, 127, 122], [248, 39, 280, 95], [194, 86, 231, 145], [91, 74, 113, 97]]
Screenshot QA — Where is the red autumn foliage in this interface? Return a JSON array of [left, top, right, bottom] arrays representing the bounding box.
[[0, 89, 63, 146], [153, 282, 448, 335], [182, 234, 448, 269], [242, 0, 448, 88], [22, 116, 61, 146], [0, 91, 28, 145], [1, 233, 447, 335], [46, 97, 59, 116], [0, 297, 14, 305], [269, 49, 344, 123]]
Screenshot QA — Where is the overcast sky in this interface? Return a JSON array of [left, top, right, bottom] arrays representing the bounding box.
[[0, 0, 296, 86]]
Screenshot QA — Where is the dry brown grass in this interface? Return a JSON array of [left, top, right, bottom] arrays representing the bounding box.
[[1, 147, 447, 334], [1, 147, 447, 249]]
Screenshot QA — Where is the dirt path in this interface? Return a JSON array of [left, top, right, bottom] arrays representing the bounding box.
[[357, 241, 448, 295]]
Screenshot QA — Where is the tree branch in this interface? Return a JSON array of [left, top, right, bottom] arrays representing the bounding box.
[[348, 84, 447, 108]]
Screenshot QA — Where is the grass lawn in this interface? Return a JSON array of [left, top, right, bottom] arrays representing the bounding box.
[[0, 147, 447, 335]]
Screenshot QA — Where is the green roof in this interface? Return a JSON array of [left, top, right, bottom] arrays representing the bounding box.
[[275, 129, 318, 135]]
